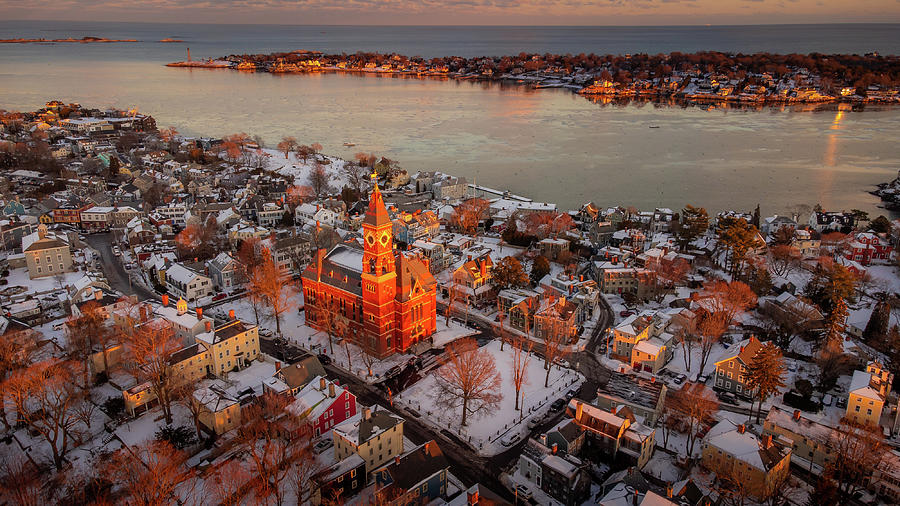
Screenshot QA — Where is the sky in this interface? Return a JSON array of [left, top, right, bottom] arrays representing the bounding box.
[[1, 0, 899, 26]]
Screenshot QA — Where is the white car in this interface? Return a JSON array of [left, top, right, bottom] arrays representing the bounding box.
[[500, 432, 521, 447]]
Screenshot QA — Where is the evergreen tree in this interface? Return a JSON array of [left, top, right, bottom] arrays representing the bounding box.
[[746, 342, 786, 423], [677, 204, 708, 251], [751, 203, 761, 229], [862, 297, 890, 343], [823, 297, 849, 349]]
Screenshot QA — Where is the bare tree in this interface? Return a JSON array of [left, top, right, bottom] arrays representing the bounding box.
[[510, 336, 532, 411], [3, 360, 83, 470], [206, 459, 250, 506], [540, 314, 572, 388], [434, 338, 502, 426], [342, 160, 368, 195], [247, 256, 299, 335], [236, 392, 310, 506], [103, 440, 195, 506], [0, 454, 44, 506], [307, 161, 333, 200], [0, 329, 40, 430], [277, 137, 298, 159], [449, 198, 490, 235], [669, 382, 719, 457], [769, 244, 802, 277], [825, 419, 890, 503], [123, 320, 182, 425]]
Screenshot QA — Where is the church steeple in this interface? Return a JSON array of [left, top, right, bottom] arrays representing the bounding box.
[[364, 172, 391, 228]]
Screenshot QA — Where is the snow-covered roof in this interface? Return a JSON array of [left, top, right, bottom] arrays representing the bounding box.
[[849, 370, 883, 401], [165, 263, 205, 285]]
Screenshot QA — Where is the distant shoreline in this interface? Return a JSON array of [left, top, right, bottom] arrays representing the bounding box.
[[165, 49, 900, 106], [0, 36, 184, 44]]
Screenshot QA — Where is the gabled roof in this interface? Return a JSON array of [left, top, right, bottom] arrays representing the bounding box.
[[714, 335, 762, 367], [379, 440, 449, 491]]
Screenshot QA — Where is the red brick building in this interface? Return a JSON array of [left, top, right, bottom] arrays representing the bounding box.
[[302, 183, 437, 358]]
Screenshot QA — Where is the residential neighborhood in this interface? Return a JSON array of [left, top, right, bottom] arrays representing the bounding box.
[[1, 100, 900, 506]]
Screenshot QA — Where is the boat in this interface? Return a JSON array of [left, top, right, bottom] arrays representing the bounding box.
[[343, 142, 356, 147], [649, 125, 660, 129]]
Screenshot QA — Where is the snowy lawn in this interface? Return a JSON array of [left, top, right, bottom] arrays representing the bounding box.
[[396, 339, 584, 456]]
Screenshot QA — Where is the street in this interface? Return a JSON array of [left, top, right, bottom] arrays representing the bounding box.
[[257, 291, 617, 500], [82, 232, 158, 301]]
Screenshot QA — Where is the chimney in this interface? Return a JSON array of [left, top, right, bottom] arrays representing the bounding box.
[[539, 433, 548, 446], [551, 443, 558, 454], [94, 289, 102, 301], [666, 483, 674, 498], [467, 255, 472, 262], [329, 382, 335, 398], [364, 407, 372, 420], [579, 275, 584, 282], [394, 456, 401, 466], [763, 434, 773, 448], [320, 377, 327, 390], [424, 441, 430, 453], [467, 489, 479, 505], [480, 260, 486, 278], [139, 304, 148, 322], [196, 307, 202, 319], [275, 361, 281, 372], [737, 424, 746, 434], [575, 401, 584, 421], [793, 409, 801, 421], [162, 294, 169, 306], [229, 309, 236, 320]]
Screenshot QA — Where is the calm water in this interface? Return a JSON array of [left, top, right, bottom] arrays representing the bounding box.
[[1, 21, 899, 215]]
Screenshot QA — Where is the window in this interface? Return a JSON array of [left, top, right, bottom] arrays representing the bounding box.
[[855, 405, 861, 412]]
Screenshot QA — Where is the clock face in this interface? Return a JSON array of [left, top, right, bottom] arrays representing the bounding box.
[[366, 233, 375, 245], [380, 232, 390, 246]]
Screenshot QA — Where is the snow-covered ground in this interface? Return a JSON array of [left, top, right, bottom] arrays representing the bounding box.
[[262, 148, 353, 190], [396, 339, 584, 456]]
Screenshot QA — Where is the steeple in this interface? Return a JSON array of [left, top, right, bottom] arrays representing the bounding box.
[[364, 171, 391, 227]]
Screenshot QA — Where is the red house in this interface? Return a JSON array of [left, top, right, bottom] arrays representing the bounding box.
[[302, 182, 438, 358], [845, 232, 893, 266], [287, 376, 357, 438]]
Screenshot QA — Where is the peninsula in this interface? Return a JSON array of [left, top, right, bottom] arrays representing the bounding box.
[[167, 49, 900, 105]]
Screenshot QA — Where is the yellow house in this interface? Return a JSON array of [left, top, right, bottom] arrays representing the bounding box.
[[333, 407, 404, 474], [610, 314, 652, 361], [193, 384, 241, 435], [847, 369, 886, 427], [123, 314, 260, 416], [701, 420, 792, 500], [196, 318, 260, 375]]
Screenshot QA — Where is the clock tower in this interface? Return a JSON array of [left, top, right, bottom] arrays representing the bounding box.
[[361, 179, 397, 356]]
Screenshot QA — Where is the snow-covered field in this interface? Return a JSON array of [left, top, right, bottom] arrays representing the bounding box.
[[397, 339, 583, 456]]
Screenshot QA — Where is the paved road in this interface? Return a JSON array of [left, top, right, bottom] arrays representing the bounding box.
[[83, 232, 158, 301], [259, 336, 516, 500]]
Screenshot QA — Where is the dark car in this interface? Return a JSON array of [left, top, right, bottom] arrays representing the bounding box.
[[317, 353, 332, 365], [550, 398, 566, 411], [717, 392, 739, 405], [565, 389, 578, 401], [212, 293, 226, 301]]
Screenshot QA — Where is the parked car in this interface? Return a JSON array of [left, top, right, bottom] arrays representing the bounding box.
[[385, 365, 403, 378], [515, 485, 533, 501], [317, 353, 332, 366], [565, 389, 578, 401], [260, 329, 273, 338], [619, 310, 634, 318], [822, 394, 833, 407], [673, 374, 687, 385], [212, 293, 226, 301], [500, 432, 521, 447], [695, 374, 709, 384], [550, 398, 566, 411], [717, 392, 739, 405], [313, 439, 333, 454], [836, 397, 847, 409], [527, 417, 542, 430]]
